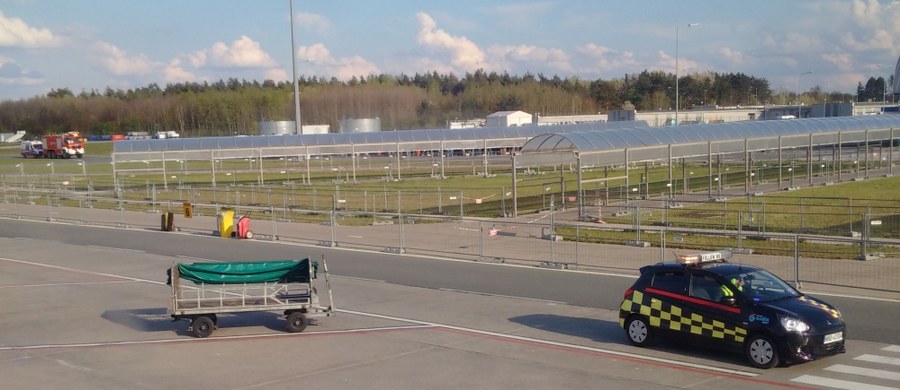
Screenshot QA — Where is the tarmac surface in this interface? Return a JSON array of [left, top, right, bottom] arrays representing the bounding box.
[[1, 203, 900, 389]]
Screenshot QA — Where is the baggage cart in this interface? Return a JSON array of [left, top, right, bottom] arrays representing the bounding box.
[[167, 256, 334, 338]]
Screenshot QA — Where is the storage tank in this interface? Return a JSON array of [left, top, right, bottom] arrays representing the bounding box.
[[339, 117, 381, 133], [258, 121, 297, 136]]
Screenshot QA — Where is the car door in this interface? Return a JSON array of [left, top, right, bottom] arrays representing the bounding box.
[[639, 269, 688, 334], [684, 271, 748, 346]]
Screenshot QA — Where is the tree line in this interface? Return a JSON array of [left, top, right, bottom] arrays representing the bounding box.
[[0, 69, 888, 138]]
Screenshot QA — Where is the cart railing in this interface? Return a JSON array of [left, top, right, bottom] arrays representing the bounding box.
[[173, 282, 313, 311]]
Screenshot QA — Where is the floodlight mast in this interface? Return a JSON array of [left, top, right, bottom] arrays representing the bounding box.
[[290, 0, 301, 134], [675, 23, 699, 126]]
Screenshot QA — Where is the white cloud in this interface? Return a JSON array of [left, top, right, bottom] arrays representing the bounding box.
[[264, 68, 288, 81], [189, 35, 278, 69], [92, 41, 155, 76], [298, 12, 331, 35], [718, 47, 744, 65], [163, 59, 195, 82], [576, 43, 639, 74], [0, 10, 58, 48], [655, 50, 699, 74], [415, 12, 487, 71], [488, 45, 572, 73], [297, 43, 380, 80], [821, 53, 853, 72]]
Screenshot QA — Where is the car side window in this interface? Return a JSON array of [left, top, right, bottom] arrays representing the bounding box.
[[690, 274, 726, 302], [650, 271, 685, 294]]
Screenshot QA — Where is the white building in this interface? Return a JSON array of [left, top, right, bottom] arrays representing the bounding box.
[[485, 110, 532, 127]]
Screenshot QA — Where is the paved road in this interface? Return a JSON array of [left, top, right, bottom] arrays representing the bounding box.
[[2, 218, 900, 389]]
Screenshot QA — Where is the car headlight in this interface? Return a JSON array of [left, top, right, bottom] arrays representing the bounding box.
[[779, 315, 810, 333]]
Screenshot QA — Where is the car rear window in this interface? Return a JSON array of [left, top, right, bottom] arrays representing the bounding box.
[[651, 271, 684, 293]]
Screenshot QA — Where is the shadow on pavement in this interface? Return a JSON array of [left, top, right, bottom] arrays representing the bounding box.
[[508, 313, 625, 343], [102, 308, 311, 336]]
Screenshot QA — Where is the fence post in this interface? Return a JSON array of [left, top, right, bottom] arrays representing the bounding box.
[[271, 206, 279, 240], [861, 209, 870, 260], [398, 191, 404, 253], [550, 197, 555, 262], [793, 234, 801, 289], [575, 225, 580, 269], [479, 221, 485, 259], [659, 228, 666, 261]]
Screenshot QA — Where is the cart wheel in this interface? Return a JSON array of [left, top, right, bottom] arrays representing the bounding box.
[[191, 316, 215, 338], [286, 312, 308, 333], [244, 230, 254, 239]]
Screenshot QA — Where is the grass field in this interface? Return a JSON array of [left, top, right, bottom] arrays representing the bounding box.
[[1, 140, 898, 239]]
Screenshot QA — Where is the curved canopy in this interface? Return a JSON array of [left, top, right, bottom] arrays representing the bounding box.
[[521, 116, 900, 155], [113, 121, 648, 154]]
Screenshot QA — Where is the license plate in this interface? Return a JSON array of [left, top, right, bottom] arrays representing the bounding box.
[[824, 331, 843, 344]]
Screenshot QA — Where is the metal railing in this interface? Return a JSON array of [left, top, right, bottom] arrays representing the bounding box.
[[1, 192, 897, 297]]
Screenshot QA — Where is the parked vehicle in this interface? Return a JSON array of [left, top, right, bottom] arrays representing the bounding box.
[[42, 131, 84, 159], [20, 141, 44, 158], [167, 257, 334, 338]]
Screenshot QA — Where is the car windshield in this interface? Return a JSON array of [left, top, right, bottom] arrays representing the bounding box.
[[724, 268, 800, 302]]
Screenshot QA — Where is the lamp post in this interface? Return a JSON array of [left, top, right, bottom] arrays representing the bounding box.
[[675, 23, 699, 126], [798, 71, 813, 118], [289, 0, 301, 134]]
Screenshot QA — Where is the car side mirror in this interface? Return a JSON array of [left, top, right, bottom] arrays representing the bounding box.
[[719, 296, 737, 306]]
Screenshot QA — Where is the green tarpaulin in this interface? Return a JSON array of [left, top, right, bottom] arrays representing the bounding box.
[[176, 259, 316, 284]]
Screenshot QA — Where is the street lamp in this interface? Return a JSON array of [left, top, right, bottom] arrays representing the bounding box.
[[798, 71, 813, 118], [289, 0, 301, 134], [675, 23, 699, 126]]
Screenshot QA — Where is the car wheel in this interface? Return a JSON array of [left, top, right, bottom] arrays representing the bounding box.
[[625, 315, 653, 347], [745, 334, 780, 369]]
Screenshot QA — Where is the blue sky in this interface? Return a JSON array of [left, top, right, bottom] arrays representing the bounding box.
[[0, 0, 898, 101]]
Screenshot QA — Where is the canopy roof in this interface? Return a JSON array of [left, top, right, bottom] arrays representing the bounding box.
[[521, 116, 900, 155]]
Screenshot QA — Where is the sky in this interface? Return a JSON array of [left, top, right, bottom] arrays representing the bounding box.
[[0, 0, 898, 102]]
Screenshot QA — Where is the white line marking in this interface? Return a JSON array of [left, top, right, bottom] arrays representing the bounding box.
[[337, 308, 758, 377], [855, 354, 900, 366], [803, 291, 900, 303], [826, 364, 900, 381], [334, 275, 386, 283], [175, 255, 222, 263], [348, 235, 363, 239], [791, 375, 897, 390], [0, 280, 137, 289], [438, 287, 565, 305], [0, 257, 164, 285], [883, 345, 900, 353], [0, 325, 435, 352], [87, 245, 146, 253]]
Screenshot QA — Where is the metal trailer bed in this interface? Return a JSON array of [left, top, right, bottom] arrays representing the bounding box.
[[167, 257, 334, 338]]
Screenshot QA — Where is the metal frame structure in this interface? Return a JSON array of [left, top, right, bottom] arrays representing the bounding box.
[[513, 116, 900, 218], [112, 121, 648, 184]]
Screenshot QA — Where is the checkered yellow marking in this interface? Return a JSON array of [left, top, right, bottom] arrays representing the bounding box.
[[799, 296, 841, 318], [620, 290, 747, 343]]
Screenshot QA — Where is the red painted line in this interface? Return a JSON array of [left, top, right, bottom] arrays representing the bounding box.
[[435, 327, 815, 389]]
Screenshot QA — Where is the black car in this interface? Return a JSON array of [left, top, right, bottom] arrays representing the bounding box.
[[619, 250, 846, 368]]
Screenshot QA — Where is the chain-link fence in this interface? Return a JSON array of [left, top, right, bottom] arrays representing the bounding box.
[[2, 191, 897, 297]]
